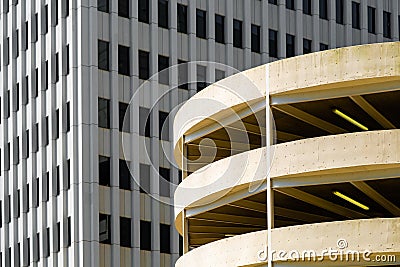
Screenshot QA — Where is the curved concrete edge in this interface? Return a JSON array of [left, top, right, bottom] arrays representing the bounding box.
[[176, 218, 400, 267], [173, 42, 400, 165], [174, 129, 400, 232], [269, 42, 400, 96]]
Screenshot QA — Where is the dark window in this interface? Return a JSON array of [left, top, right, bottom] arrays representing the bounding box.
[[120, 217, 131, 247], [54, 53, 60, 83], [158, 0, 168, 29], [6, 195, 10, 223], [178, 60, 188, 89], [99, 156, 110, 186], [159, 111, 169, 141], [34, 233, 39, 262], [55, 166, 60, 196], [383, 11, 392, 38], [159, 167, 170, 197], [269, 29, 278, 58], [233, 19, 243, 48], [215, 14, 225, 44], [352, 1, 360, 29], [32, 123, 39, 153], [140, 220, 151, 250], [23, 21, 28, 51], [4, 37, 9, 66], [196, 9, 206, 39], [158, 55, 169, 85], [99, 214, 111, 244], [286, 0, 295, 10], [138, 0, 149, 23], [44, 60, 49, 90], [118, 0, 129, 18], [368, 7, 376, 34], [43, 5, 48, 34], [4, 90, 10, 119], [119, 160, 131, 190], [63, 44, 70, 75], [54, 109, 59, 139], [303, 38, 312, 54], [98, 98, 110, 129], [63, 0, 70, 17], [320, 43, 328, 50], [319, 0, 328, 20], [119, 102, 129, 132], [32, 13, 38, 42], [64, 159, 70, 190], [140, 164, 150, 193], [66, 101, 70, 132], [66, 217, 71, 247], [303, 0, 312, 15], [98, 40, 109, 71], [26, 238, 30, 265], [32, 68, 38, 98], [160, 224, 170, 253], [13, 83, 19, 112], [43, 116, 49, 146], [177, 4, 188, 33], [52, 0, 58, 26], [196, 65, 207, 92], [336, 0, 344, 24], [43, 172, 49, 202], [5, 142, 10, 171], [139, 50, 150, 80], [139, 107, 150, 137], [22, 76, 28, 105], [55, 222, 60, 252], [35, 177, 39, 207], [13, 30, 19, 59], [268, 0, 277, 4], [22, 129, 29, 159], [13, 137, 19, 165], [286, 34, 295, 57], [44, 228, 50, 257], [98, 0, 109, 13], [251, 24, 261, 53], [118, 45, 130, 76], [16, 189, 20, 218]]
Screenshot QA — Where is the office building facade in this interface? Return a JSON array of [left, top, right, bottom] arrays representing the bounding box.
[[0, 0, 398, 266]]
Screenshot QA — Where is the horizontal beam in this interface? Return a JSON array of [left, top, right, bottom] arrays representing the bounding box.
[[350, 95, 396, 129], [273, 105, 346, 134], [228, 199, 266, 213], [275, 187, 368, 219], [184, 100, 266, 144], [191, 212, 266, 227], [351, 181, 400, 216], [275, 207, 333, 222]]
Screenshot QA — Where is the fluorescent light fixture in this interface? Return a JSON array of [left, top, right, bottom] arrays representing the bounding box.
[[332, 109, 368, 131], [333, 191, 369, 211], [225, 234, 236, 237]]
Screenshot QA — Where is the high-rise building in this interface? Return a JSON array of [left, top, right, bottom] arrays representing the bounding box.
[[0, 0, 398, 266]]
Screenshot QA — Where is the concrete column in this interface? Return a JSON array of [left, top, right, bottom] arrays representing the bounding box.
[[207, 0, 216, 83], [376, 0, 384, 42], [329, 0, 337, 48], [344, 0, 352, 46], [225, 0, 234, 74], [243, 0, 251, 69], [188, 0, 197, 96], [295, 0, 303, 55], [260, 0, 269, 62], [361, 0, 368, 44], [278, 0, 286, 58], [312, 0, 320, 51], [393, 0, 399, 41]]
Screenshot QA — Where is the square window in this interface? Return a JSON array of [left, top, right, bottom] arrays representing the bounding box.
[[368, 7, 376, 34], [98, 40, 110, 71], [286, 34, 295, 58], [352, 1, 360, 29], [99, 156, 111, 186], [159, 167, 170, 197], [215, 14, 225, 44], [139, 107, 151, 137], [98, 0, 109, 13], [177, 4, 188, 33], [160, 224, 170, 253], [303, 38, 312, 54], [139, 50, 150, 80], [251, 24, 260, 53], [319, 0, 328, 20], [196, 9, 206, 39], [158, 55, 169, 85], [140, 220, 151, 250], [140, 164, 150, 193], [119, 102, 130, 132], [99, 214, 111, 244], [159, 111, 169, 141], [98, 98, 110, 129], [158, 0, 169, 28], [233, 19, 243, 48], [383, 11, 392, 38], [119, 160, 131, 190], [118, 0, 129, 18], [138, 0, 149, 23], [336, 0, 344, 24], [286, 0, 295, 10], [303, 0, 312, 15], [269, 30, 278, 57], [118, 45, 130, 76], [120, 217, 131, 247]]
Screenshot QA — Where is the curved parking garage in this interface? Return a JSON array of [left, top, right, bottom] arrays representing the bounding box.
[[173, 42, 400, 266]]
